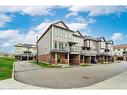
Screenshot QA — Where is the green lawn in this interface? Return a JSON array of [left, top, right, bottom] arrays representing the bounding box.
[[30, 61, 61, 68], [0, 57, 14, 80], [80, 64, 92, 67]]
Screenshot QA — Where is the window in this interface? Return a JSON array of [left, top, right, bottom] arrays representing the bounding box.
[[54, 41, 57, 49], [117, 49, 120, 51], [59, 29, 62, 37], [65, 43, 67, 47], [65, 31, 67, 38], [59, 42, 62, 49], [61, 43, 64, 49], [68, 33, 71, 39], [54, 28, 57, 36]]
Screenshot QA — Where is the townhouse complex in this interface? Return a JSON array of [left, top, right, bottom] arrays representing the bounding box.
[[113, 44, 127, 61], [37, 21, 114, 65], [14, 43, 36, 60]]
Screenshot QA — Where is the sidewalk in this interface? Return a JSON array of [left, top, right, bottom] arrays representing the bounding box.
[[85, 71, 127, 89], [0, 78, 42, 89]]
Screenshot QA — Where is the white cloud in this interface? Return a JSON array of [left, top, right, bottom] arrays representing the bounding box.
[[0, 14, 12, 27], [66, 6, 127, 17], [67, 23, 87, 31], [112, 32, 124, 41], [0, 6, 54, 16], [0, 29, 41, 48], [21, 6, 54, 16]]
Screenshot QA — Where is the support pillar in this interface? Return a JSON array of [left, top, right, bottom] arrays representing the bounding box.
[[103, 56, 105, 62], [89, 56, 91, 64], [55, 53, 57, 64], [20, 56, 22, 60], [123, 56, 126, 61], [83, 55, 85, 63], [67, 53, 70, 66]]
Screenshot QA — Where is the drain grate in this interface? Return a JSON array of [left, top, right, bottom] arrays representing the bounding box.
[[82, 76, 90, 79]]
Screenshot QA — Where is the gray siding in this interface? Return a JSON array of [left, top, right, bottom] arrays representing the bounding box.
[[38, 28, 51, 55]]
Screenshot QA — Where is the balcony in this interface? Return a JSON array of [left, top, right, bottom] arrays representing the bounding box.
[[97, 52, 113, 56], [70, 46, 80, 54], [80, 50, 97, 56]]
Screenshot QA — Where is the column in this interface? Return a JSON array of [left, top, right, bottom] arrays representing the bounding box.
[[55, 53, 57, 64], [83, 55, 85, 63], [20, 56, 22, 60], [67, 53, 70, 66], [89, 56, 91, 64], [103, 56, 105, 62], [123, 56, 126, 61]]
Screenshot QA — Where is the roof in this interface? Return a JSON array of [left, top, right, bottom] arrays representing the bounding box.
[[96, 36, 106, 41], [83, 35, 97, 41], [37, 21, 83, 42], [15, 43, 36, 48], [53, 21, 70, 30], [106, 40, 114, 44], [113, 44, 127, 49]]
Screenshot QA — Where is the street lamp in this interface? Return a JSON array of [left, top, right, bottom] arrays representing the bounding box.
[[36, 36, 39, 64]]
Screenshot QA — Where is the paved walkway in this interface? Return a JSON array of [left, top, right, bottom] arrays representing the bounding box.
[[0, 78, 41, 89], [14, 61, 127, 89], [85, 70, 127, 89]]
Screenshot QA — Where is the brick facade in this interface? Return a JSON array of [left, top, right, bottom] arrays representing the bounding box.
[[70, 54, 80, 65], [38, 54, 50, 63], [39, 53, 68, 64]]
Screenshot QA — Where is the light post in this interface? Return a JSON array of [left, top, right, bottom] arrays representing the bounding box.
[[36, 36, 39, 64]]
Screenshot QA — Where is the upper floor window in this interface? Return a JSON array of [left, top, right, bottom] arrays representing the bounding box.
[[117, 49, 120, 51], [54, 28, 58, 36], [54, 41, 57, 49]]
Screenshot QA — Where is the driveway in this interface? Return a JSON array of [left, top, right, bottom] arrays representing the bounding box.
[[14, 61, 127, 89]]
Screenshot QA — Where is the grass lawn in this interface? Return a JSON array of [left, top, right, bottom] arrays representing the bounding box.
[[80, 64, 92, 67], [30, 61, 61, 68], [0, 57, 14, 80]]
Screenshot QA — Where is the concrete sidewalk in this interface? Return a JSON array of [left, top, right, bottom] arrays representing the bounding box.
[[85, 71, 127, 89], [0, 78, 42, 89]]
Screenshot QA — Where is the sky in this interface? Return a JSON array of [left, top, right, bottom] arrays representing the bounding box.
[[0, 6, 127, 53]]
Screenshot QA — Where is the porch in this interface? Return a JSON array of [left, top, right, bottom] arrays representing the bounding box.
[[50, 52, 80, 65]]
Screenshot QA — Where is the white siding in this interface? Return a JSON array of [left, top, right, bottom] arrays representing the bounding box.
[[54, 23, 67, 29], [101, 41, 106, 49]]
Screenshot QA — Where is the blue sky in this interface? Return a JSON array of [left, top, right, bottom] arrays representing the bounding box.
[[0, 6, 127, 53]]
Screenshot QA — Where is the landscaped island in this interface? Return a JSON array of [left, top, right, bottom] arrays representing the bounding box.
[[0, 57, 14, 80]]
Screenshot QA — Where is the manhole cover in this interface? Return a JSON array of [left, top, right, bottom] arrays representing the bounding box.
[[82, 76, 90, 79]]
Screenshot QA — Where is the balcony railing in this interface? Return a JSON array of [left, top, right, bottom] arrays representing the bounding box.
[[98, 52, 113, 56], [80, 50, 97, 55]]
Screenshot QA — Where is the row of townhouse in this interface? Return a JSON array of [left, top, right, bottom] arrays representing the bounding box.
[[113, 44, 127, 61], [37, 21, 114, 65], [14, 43, 36, 60]]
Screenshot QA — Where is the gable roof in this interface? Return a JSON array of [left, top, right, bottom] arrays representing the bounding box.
[[106, 40, 114, 45], [73, 31, 83, 38], [83, 35, 97, 41], [37, 21, 84, 42], [52, 21, 70, 30], [96, 36, 106, 41]]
